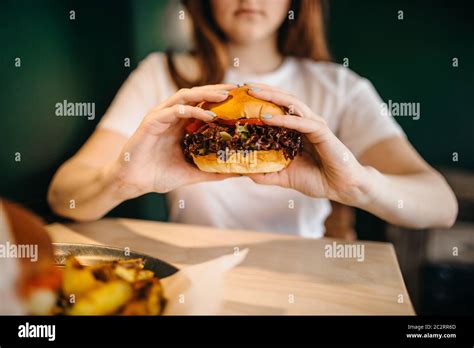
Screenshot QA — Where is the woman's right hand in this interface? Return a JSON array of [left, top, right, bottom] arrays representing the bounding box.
[[109, 84, 237, 199]]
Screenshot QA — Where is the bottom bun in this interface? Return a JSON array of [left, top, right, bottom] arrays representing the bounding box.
[[192, 150, 291, 174]]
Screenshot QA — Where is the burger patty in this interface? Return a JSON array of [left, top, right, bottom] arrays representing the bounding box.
[[183, 122, 303, 161]]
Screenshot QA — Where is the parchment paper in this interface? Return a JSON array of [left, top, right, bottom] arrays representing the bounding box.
[[162, 249, 249, 315]]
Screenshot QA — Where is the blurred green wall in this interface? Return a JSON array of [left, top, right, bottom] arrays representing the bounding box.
[[326, 0, 474, 240], [328, 0, 474, 171], [0, 0, 472, 222], [0, 0, 168, 220]]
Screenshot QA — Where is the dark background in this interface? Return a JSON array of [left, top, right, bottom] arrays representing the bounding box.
[[0, 0, 473, 314]]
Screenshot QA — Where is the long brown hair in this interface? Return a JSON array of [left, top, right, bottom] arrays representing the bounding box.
[[167, 0, 331, 89]]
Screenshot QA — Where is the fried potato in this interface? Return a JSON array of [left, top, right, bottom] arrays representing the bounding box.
[[146, 279, 164, 315], [58, 256, 165, 315], [116, 258, 145, 268], [120, 300, 148, 315], [120, 279, 164, 315], [137, 270, 154, 281], [67, 280, 133, 315], [114, 264, 138, 282], [62, 257, 101, 297]]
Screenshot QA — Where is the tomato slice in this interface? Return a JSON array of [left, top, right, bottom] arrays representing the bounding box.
[[217, 119, 265, 126], [185, 119, 204, 134]]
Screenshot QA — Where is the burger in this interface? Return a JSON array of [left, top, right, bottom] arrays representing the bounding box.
[[182, 86, 303, 173]]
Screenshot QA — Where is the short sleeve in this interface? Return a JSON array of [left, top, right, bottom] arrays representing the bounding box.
[[97, 53, 163, 138], [336, 76, 406, 158]]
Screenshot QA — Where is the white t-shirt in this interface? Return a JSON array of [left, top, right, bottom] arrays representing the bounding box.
[[98, 53, 404, 238]]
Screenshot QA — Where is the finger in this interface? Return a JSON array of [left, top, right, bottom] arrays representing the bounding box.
[[180, 162, 240, 185], [141, 105, 216, 135], [163, 104, 217, 123], [195, 83, 238, 91], [247, 172, 282, 186], [248, 86, 328, 125], [186, 170, 239, 185], [162, 89, 229, 108], [159, 86, 234, 109], [261, 114, 330, 144], [248, 87, 312, 118], [244, 83, 293, 96]]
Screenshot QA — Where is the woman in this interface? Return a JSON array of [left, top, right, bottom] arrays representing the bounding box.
[[48, 0, 457, 238]]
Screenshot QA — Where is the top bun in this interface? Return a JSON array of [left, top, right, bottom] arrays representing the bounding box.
[[197, 86, 284, 120]]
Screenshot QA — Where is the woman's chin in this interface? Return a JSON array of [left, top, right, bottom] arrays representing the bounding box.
[[227, 30, 272, 45]]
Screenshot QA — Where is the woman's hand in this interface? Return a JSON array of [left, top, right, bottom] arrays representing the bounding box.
[[110, 84, 237, 199], [247, 84, 371, 206]]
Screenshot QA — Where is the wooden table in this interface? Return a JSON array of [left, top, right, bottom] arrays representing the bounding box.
[[46, 218, 415, 315]]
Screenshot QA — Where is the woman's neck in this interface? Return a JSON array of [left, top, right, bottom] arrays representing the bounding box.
[[227, 36, 283, 75]]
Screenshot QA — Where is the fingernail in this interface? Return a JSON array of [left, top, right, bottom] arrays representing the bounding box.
[[250, 86, 261, 92], [218, 90, 229, 95], [205, 110, 217, 117], [262, 113, 273, 119]]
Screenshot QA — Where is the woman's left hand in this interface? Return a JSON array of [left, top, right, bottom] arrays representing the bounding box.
[[247, 84, 371, 207]]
